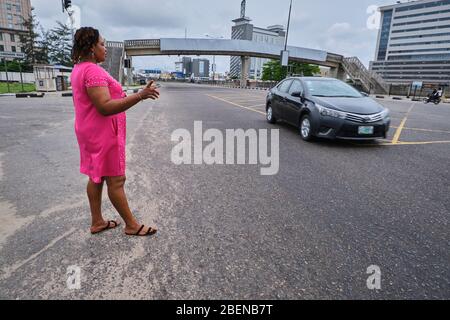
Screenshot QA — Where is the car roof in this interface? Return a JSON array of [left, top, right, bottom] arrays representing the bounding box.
[[286, 77, 338, 81]]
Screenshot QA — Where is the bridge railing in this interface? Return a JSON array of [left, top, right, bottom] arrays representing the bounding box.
[[124, 39, 161, 48], [106, 41, 124, 48]]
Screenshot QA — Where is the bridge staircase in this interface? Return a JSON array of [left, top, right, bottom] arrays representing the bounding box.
[[101, 41, 125, 84], [342, 57, 389, 94]]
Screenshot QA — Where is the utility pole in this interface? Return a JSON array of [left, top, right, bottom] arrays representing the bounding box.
[[282, 0, 293, 77], [284, 0, 293, 52], [3, 58, 10, 93], [18, 59, 24, 92]]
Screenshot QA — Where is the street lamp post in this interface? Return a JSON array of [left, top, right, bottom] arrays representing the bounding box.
[[212, 55, 216, 83], [18, 58, 24, 92], [62, 0, 75, 40], [205, 34, 224, 84]]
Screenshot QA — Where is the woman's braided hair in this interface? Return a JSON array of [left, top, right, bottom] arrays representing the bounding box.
[[71, 27, 100, 64]]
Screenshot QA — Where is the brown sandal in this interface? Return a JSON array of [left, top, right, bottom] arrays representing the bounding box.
[[125, 225, 157, 237], [91, 220, 119, 235]]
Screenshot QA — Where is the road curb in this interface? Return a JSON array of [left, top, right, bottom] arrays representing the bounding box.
[[15, 93, 45, 98]]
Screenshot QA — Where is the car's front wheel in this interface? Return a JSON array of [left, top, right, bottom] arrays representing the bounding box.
[[299, 115, 314, 141], [266, 105, 277, 124]]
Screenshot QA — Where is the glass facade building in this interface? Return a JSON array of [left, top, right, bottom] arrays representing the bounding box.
[[370, 0, 450, 84]]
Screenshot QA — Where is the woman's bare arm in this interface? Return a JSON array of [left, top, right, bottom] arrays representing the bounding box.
[[87, 82, 160, 116]]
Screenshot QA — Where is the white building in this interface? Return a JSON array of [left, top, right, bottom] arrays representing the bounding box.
[[250, 25, 286, 79], [370, 0, 450, 85]]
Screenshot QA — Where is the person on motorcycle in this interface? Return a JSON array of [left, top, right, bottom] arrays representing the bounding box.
[[427, 89, 439, 103], [426, 88, 442, 104], [431, 89, 438, 99]]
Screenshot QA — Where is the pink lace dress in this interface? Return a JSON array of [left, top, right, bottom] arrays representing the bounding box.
[[71, 62, 126, 183]]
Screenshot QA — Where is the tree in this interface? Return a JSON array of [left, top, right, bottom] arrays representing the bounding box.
[[19, 8, 48, 69], [47, 21, 73, 67], [0, 60, 23, 72], [39, 26, 51, 65], [262, 59, 320, 81]]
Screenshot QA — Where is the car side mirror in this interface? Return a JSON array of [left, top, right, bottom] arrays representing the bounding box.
[[360, 92, 369, 97], [291, 91, 303, 98]]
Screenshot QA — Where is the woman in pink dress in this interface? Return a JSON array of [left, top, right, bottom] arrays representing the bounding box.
[[71, 27, 160, 236]]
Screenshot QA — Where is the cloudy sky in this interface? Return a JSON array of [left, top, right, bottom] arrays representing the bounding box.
[[31, 0, 395, 72]]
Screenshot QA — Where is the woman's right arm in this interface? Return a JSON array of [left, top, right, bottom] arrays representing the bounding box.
[[87, 82, 160, 116]]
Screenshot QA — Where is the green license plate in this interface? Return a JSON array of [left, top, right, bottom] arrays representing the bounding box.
[[358, 126, 374, 135]]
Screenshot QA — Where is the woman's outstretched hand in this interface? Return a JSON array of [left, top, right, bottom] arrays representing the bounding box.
[[138, 80, 160, 100]]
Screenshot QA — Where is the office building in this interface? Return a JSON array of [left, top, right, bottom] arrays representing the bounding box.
[[230, 18, 285, 80], [181, 57, 192, 77], [0, 0, 31, 58], [192, 58, 210, 78], [370, 0, 450, 85], [176, 57, 210, 78], [229, 1, 285, 79]]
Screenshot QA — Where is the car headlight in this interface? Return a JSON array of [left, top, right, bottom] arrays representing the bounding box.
[[380, 108, 390, 119], [316, 104, 347, 119]]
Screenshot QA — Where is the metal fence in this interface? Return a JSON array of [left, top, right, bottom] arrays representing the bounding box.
[[386, 83, 449, 99]]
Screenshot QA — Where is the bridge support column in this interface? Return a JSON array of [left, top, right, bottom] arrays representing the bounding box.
[[329, 65, 346, 81], [240, 56, 250, 87]]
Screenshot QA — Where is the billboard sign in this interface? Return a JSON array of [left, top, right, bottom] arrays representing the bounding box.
[[0, 51, 26, 59], [281, 50, 289, 67]]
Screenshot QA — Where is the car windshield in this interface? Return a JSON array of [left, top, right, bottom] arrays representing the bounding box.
[[305, 80, 363, 98]]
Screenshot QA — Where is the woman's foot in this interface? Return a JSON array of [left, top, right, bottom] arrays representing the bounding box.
[[125, 224, 158, 237], [91, 220, 121, 234]]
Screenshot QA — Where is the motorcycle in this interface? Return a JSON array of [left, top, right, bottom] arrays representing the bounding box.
[[423, 96, 442, 105]]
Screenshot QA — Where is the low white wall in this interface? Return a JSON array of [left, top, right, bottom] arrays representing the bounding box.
[[0, 71, 71, 84], [0, 72, 35, 83]]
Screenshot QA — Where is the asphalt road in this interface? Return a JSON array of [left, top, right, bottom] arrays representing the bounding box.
[[0, 82, 449, 299]]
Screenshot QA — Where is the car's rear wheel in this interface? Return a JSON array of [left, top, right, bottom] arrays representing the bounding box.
[[300, 115, 314, 141], [266, 105, 277, 124]]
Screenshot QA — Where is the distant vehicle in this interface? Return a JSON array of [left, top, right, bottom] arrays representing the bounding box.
[[266, 77, 391, 141]]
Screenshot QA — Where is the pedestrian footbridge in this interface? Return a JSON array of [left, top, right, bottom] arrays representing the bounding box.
[[124, 38, 343, 68], [104, 38, 389, 93]]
